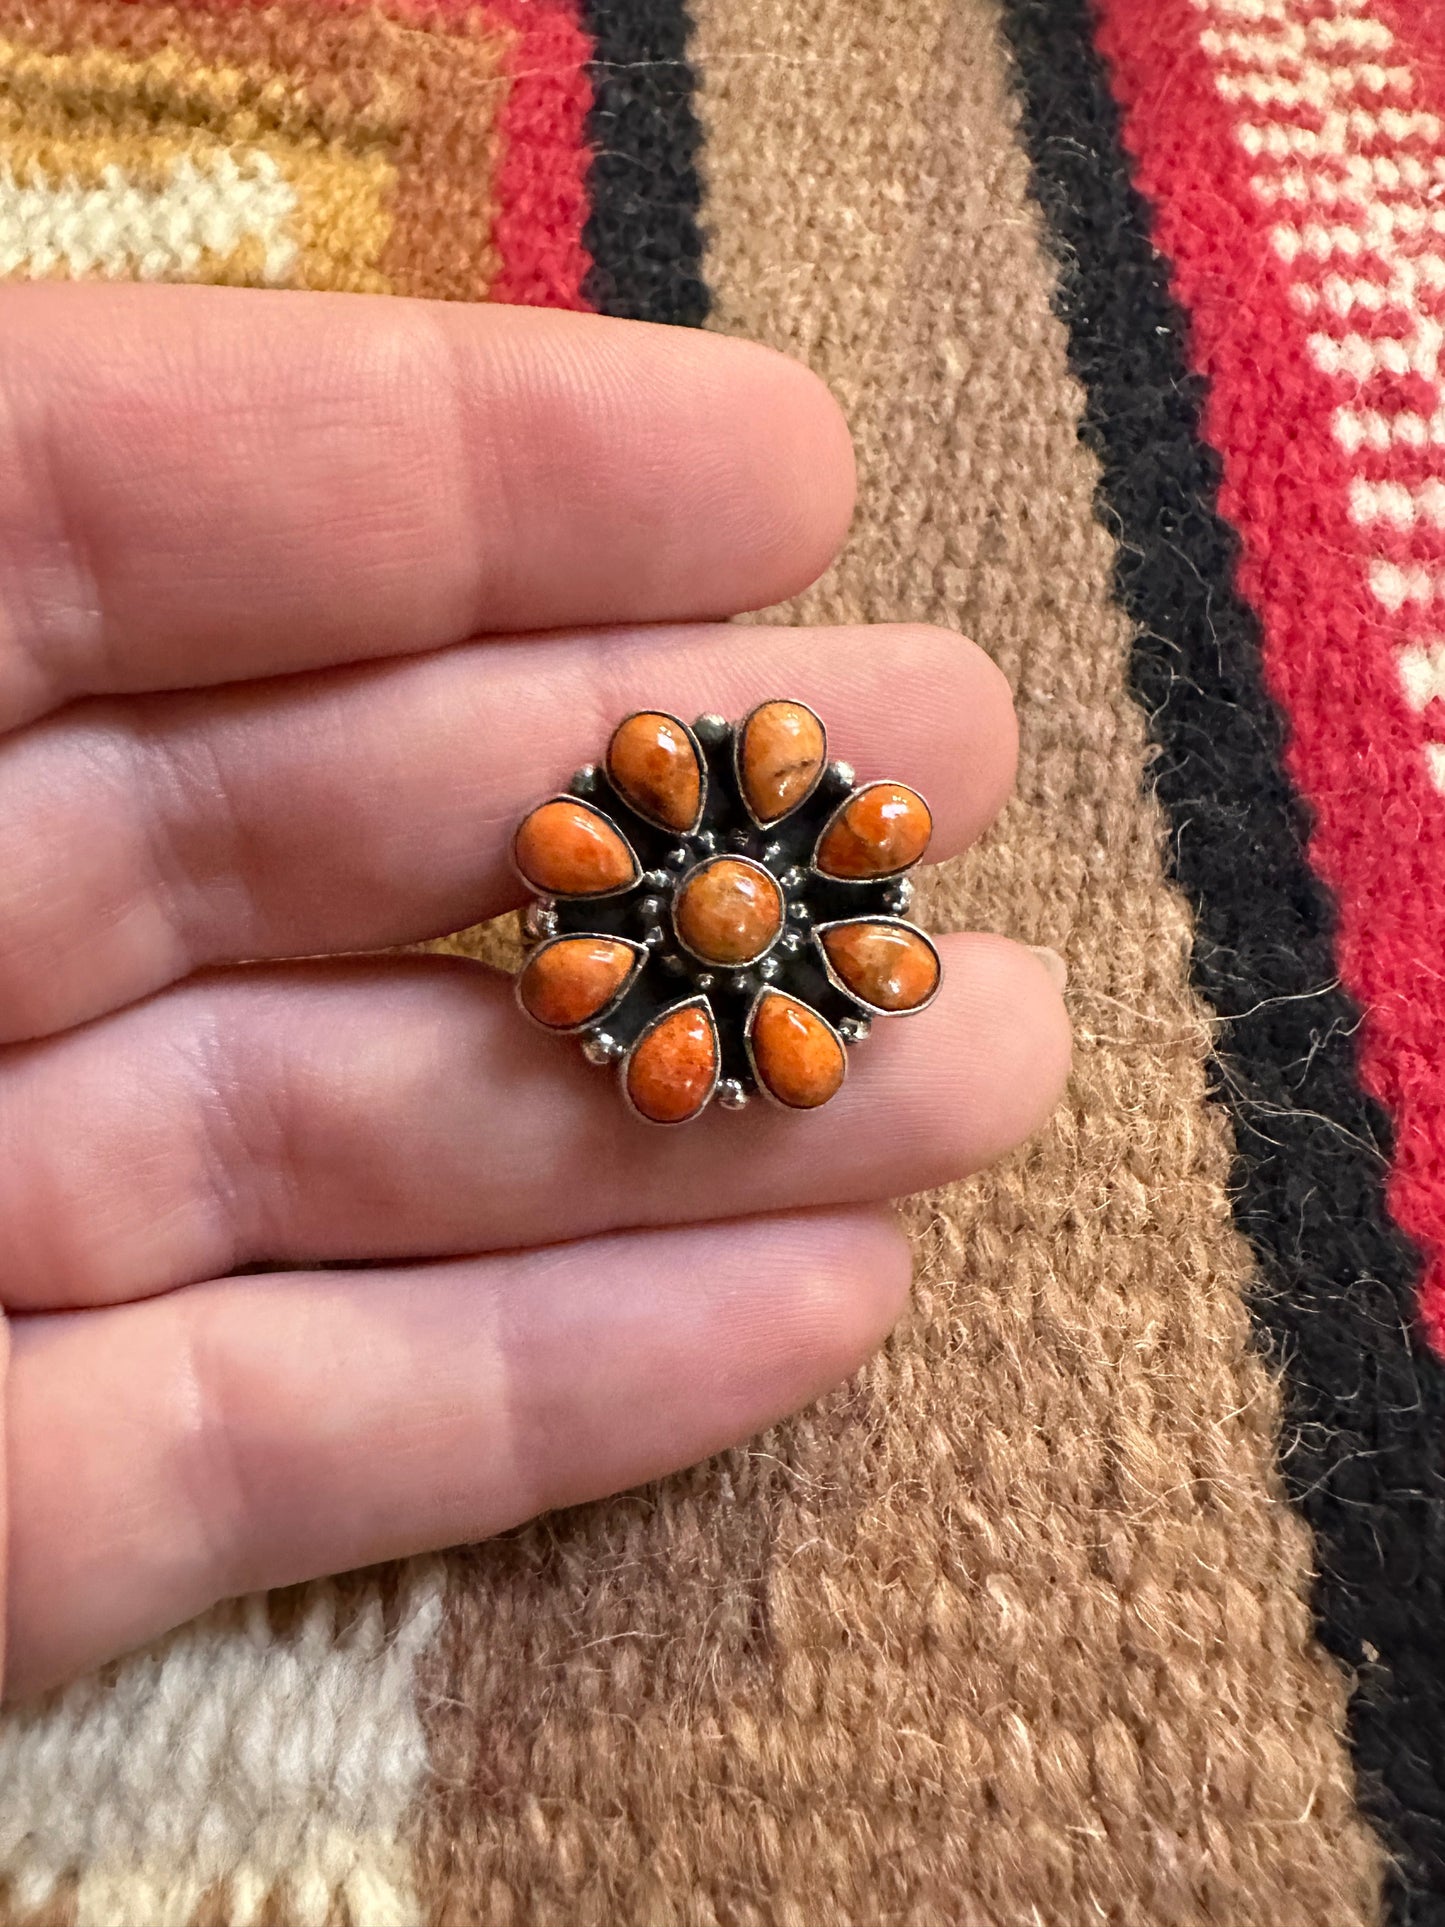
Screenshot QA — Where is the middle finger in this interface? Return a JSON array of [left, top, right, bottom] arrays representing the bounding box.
[[0, 622, 1014, 1042], [0, 938, 1071, 1310]]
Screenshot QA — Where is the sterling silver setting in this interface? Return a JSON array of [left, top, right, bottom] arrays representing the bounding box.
[[511, 701, 941, 1123]]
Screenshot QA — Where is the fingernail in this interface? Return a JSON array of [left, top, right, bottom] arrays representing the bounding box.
[[1028, 945, 1069, 994]]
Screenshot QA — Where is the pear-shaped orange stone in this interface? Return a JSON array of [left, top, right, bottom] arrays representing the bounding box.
[[822, 921, 940, 1011], [674, 857, 784, 965], [750, 992, 845, 1109], [815, 783, 932, 879], [626, 1004, 718, 1123], [519, 937, 639, 1030], [607, 712, 703, 832], [739, 700, 825, 824], [514, 799, 638, 896]]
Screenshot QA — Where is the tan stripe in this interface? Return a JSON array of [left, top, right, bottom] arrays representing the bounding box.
[[415, 0, 1386, 1920], [0, 1, 510, 300]]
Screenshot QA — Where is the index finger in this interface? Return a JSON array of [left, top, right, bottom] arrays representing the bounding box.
[[0, 285, 855, 730]]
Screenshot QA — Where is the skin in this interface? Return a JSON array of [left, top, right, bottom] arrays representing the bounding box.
[[0, 285, 1071, 1699]]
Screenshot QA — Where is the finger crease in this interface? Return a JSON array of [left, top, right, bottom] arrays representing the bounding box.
[[0, 380, 110, 719], [172, 1296, 257, 1606], [121, 711, 242, 979]]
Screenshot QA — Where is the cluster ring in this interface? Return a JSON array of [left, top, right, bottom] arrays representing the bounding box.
[[512, 700, 941, 1124]]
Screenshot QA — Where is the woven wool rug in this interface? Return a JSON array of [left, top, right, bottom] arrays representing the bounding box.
[[0, 0, 1442, 1922]]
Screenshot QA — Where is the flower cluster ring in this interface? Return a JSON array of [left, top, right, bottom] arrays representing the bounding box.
[[511, 700, 941, 1123]]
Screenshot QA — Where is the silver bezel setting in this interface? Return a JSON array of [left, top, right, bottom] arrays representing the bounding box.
[[619, 994, 722, 1126], [605, 709, 708, 837], [733, 696, 829, 831], [744, 985, 850, 1111], [810, 780, 935, 885], [510, 699, 941, 1122], [671, 852, 787, 969], [514, 932, 648, 1035], [512, 793, 642, 900], [812, 915, 943, 1017]]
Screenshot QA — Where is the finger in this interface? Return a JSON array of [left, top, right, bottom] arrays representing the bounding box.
[[5, 1206, 909, 1697], [0, 285, 854, 731], [0, 622, 1016, 1040], [0, 937, 1070, 1311]]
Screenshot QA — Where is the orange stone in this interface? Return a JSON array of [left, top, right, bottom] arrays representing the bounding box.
[[739, 700, 825, 824], [626, 1004, 718, 1123], [607, 712, 703, 832], [518, 936, 639, 1030], [673, 857, 785, 965], [815, 783, 933, 879], [822, 921, 940, 1011], [514, 799, 638, 897], [750, 992, 845, 1110]]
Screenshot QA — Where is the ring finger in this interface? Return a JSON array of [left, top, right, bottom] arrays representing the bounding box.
[[0, 621, 1017, 1040], [0, 937, 1071, 1310]]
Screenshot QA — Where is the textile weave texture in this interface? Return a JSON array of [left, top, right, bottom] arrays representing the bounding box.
[[0, 0, 1442, 1923]]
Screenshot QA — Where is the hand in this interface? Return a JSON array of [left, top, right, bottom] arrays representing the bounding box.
[[0, 286, 1070, 1698]]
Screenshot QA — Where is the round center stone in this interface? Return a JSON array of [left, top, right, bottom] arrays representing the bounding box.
[[673, 856, 785, 966]]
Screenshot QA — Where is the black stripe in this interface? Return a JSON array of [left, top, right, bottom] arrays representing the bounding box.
[[997, 0, 1445, 1916], [578, 0, 710, 325]]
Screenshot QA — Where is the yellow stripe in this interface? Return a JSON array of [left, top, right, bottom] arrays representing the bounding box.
[[0, 34, 407, 152]]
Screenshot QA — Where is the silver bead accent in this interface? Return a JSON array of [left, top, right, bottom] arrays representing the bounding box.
[[691, 829, 719, 855], [643, 868, 672, 893], [637, 896, 666, 923], [695, 972, 716, 991], [789, 903, 812, 925], [569, 764, 601, 797], [717, 1079, 750, 1111], [581, 1031, 622, 1066], [666, 846, 690, 869], [826, 759, 856, 791], [642, 926, 668, 949], [762, 841, 784, 866], [839, 1015, 872, 1044], [884, 878, 915, 915], [728, 828, 752, 852], [758, 956, 781, 982], [661, 952, 689, 975], [693, 713, 731, 744], [780, 930, 805, 953], [780, 866, 808, 894], [521, 899, 558, 943]]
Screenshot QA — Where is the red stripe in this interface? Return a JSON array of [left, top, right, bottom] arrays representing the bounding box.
[[1095, 0, 1445, 1351], [484, 0, 594, 309]]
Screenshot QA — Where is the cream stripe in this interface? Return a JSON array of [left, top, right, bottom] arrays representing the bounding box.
[[0, 1570, 444, 1926], [1309, 320, 1442, 379], [1271, 210, 1445, 260], [1335, 405, 1445, 452], [1197, 0, 1385, 18], [0, 150, 298, 283], [1294, 262, 1445, 313], [1350, 476, 1445, 527], [1369, 558, 1445, 609], [1398, 640, 1445, 708], [1203, 19, 1395, 58], [1217, 65, 1412, 106], [1242, 110, 1444, 159], [1256, 161, 1445, 205]]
